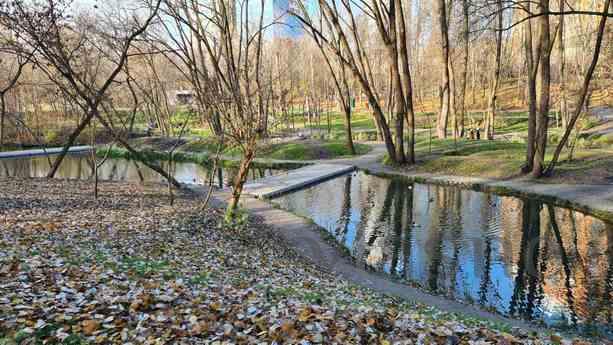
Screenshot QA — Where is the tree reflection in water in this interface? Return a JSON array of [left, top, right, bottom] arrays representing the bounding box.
[[273, 171, 613, 336], [0, 153, 282, 187]]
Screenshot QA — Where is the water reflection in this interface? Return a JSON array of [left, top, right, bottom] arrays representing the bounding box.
[[273, 171, 613, 336], [0, 154, 281, 187]]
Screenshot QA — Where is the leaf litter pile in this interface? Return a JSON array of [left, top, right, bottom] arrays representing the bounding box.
[[0, 178, 597, 344]]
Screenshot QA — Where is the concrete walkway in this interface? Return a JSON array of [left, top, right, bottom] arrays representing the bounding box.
[[243, 163, 355, 198], [0, 146, 92, 159]]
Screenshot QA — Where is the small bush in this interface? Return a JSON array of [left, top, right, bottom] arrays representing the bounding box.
[[595, 134, 613, 146]]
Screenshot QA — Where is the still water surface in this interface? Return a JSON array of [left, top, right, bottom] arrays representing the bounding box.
[[0, 154, 282, 186], [273, 171, 613, 336]]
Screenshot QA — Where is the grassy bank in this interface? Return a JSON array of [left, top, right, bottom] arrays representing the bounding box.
[[388, 134, 613, 184], [254, 140, 371, 160], [99, 146, 307, 170], [116, 136, 372, 162]]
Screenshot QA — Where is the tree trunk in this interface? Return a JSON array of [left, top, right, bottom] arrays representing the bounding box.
[[0, 94, 5, 148], [344, 105, 356, 154], [390, 47, 407, 164], [396, 0, 416, 164], [523, 0, 538, 173], [448, 59, 457, 138], [339, 54, 356, 154], [558, 0, 568, 129], [47, 111, 95, 178], [436, 0, 450, 139], [532, 0, 551, 178], [209, 110, 223, 136], [486, 0, 503, 140], [370, 97, 397, 160], [459, 0, 470, 137], [228, 146, 255, 216]]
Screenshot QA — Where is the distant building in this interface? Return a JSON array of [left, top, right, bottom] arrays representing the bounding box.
[[220, 0, 304, 39], [272, 0, 303, 39]]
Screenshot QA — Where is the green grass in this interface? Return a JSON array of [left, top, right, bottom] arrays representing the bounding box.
[[98, 146, 306, 170], [179, 137, 224, 153], [259, 141, 372, 160], [116, 134, 372, 162], [408, 136, 532, 178], [278, 111, 379, 134], [406, 131, 613, 180]]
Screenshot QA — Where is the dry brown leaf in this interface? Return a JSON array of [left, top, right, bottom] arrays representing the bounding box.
[[82, 320, 100, 335]]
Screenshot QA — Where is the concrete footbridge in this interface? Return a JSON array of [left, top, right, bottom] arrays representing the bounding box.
[[243, 163, 355, 199]]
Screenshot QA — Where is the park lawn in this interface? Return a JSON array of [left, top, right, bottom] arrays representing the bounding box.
[[407, 137, 527, 178], [414, 147, 527, 179], [406, 135, 613, 182], [222, 139, 372, 160], [283, 111, 378, 136], [257, 140, 372, 160]]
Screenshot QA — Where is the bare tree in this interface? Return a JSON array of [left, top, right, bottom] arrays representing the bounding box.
[[0, 53, 29, 147], [459, 0, 470, 137], [305, 21, 356, 154], [0, 0, 180, 186], [557, 0, 567, 129], [294, 0, 418, 164], [161, 0, 269, 215], [522, 0, 539, 173], [545, 0, 611, 175]]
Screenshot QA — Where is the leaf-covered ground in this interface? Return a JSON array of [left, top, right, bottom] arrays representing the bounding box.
[[0, 179, 595, 344]]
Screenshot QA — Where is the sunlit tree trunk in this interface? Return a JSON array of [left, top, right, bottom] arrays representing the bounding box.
[[228, 145, 255, 217], [435, 0, 450, 139], [532, 0, 551, 178], [523, 0, 538, 173], [396, 0, 416, 163], [0, 95, 5, 147], [458, 0, 469, 137], [485, 0, 503, 140], [558, 0, 568, 129]]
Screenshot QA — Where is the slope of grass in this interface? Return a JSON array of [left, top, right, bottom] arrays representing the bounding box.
[[112, 136, 372, 163], [259, 141, 372, 161], [406, 133, 613, 182]]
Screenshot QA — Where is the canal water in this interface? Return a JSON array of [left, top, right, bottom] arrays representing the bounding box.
[[0, 153, 282, 187], [272, 171, 613, 336]]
